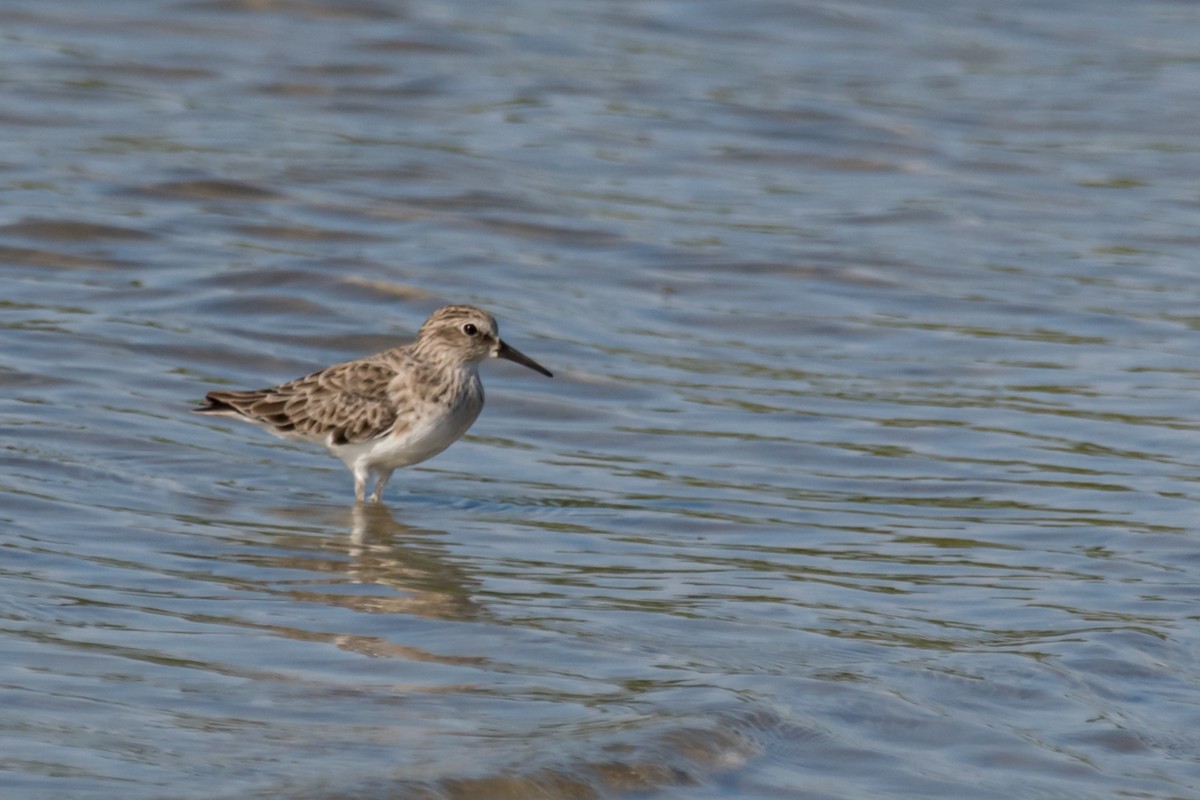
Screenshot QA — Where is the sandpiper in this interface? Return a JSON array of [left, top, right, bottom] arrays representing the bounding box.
[[193, 304, 552, 504]]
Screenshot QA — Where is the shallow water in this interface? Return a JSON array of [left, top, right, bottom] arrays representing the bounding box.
[[3, 1, 1200, 798]]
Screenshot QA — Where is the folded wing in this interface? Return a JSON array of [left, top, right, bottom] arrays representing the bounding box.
[[195, 359, 400, 445]]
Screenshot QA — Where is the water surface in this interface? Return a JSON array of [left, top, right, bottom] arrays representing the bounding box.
[[3, 1, 1200, 798]]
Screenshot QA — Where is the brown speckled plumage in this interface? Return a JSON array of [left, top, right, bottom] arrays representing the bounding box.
[[194, 304, 552, 504], [201, 358, 403, 445]]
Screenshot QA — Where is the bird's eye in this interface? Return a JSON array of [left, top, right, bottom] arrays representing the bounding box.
[[463, 323, 478, 337]]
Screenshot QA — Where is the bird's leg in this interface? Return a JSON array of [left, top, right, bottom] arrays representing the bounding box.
[[353, 464, 370, 505], [368, 469, 395, 505]]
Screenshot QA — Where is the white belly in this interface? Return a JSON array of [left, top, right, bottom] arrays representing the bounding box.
[[328, 400, 481, 472]]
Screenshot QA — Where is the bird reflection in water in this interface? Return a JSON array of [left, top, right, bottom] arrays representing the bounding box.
[[249, 503, 487, 665]]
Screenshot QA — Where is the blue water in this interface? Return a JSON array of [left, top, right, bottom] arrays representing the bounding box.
[[2, 1, 1200, 798]]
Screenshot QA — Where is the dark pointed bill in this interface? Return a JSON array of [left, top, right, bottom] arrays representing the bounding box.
[[496, 339, 553, 377]]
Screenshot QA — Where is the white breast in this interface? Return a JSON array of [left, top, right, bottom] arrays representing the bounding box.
[[328, 372, 483, 472]]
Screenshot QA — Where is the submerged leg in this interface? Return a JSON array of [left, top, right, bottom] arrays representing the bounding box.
[[352, 463, 371, 504], [368, 468, 395, 505]]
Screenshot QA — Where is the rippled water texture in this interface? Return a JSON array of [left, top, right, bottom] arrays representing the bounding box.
[[3, 1, 1200, 798]]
